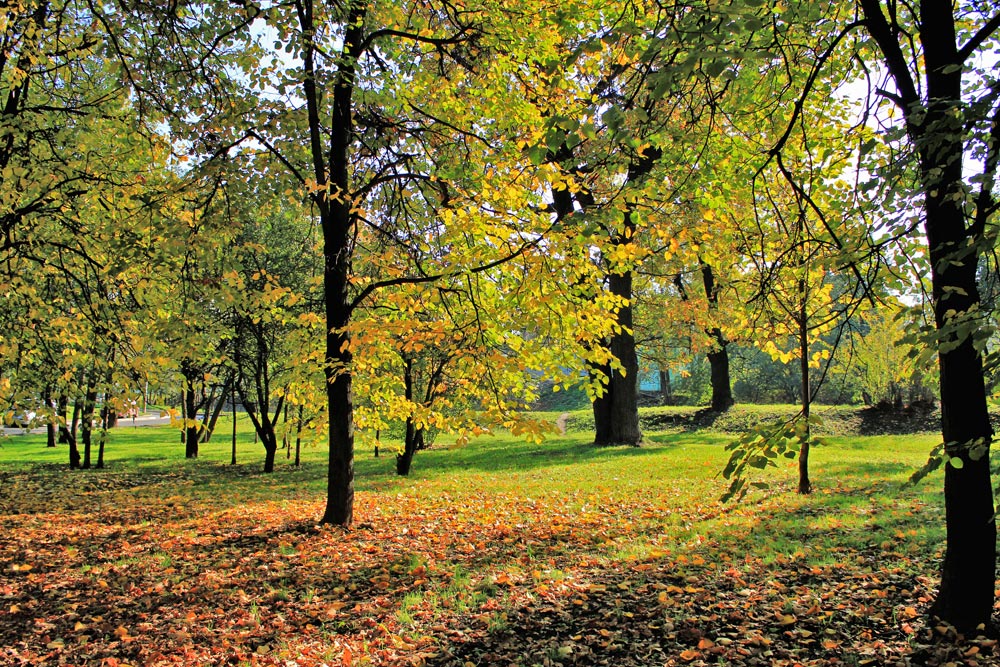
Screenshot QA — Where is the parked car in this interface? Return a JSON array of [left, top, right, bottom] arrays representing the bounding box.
[[11, 409, 36, 427]]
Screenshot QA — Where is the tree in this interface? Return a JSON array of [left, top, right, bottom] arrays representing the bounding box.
[[843, 1, 1000, 631]]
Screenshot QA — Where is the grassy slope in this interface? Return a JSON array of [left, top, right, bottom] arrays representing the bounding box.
[[0, 409, 986, 666]]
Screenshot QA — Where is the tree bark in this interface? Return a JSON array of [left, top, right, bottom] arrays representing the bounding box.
[[81, 380, 97, 469], [44, 385, 56, 447], [231, 383, 238, 466], [182, 368, 200, 458], [67, 397, 81, 469], [202, 378, 231, 443], [57, 394, 69, 444], [659, 368, 671, 404], [857, 0, 996, 631], [397, 357, 419, 476], [702, 263, 734, 411], [315, 2, 365, 527], [797, 299, 811, 495], [593, 267, 641, 446]]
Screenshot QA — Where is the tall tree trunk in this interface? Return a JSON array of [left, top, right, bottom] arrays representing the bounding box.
[[316, 4, 365, 527], [857, 0, 996, 630], [294, 404, 303, 467], [922, 88, 995, 633], [797, 300, 811, 495], [231, 383, 238, 465]]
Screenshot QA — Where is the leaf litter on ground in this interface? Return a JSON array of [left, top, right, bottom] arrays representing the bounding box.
[[0, 437, 991, 667]]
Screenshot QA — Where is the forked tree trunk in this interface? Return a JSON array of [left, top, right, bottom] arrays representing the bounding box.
[[202, 378, 232, 443], [396, 423, 424, 476]]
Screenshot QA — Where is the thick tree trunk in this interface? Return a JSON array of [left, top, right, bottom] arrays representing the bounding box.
[[707, 334, 734, 412], [898, 4, 996, 632], [701, 263, 734, 412], [593, 269, 641, 446], [921, 87, 995, 633], [262, 432, 277, 473]]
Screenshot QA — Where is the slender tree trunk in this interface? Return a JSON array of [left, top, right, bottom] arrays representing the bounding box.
[[797, 302, 811, 495], [81, 381, 97, 469], [43, 385, 56, 447], [97, 410, 108, 469], [67, 397, 81, 468], [202, 379, 231, 443], [231, 384, 238, 466], [182, 371, 199, 458], [397, 424, 424, 476], [294, 404, 303, 467], [283, 401, 291, 459], [397, 358, 418, 476]]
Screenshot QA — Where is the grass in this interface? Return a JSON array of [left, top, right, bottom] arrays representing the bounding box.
[[0, 407, 966, 666]]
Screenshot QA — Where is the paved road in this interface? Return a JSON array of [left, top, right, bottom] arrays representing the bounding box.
[[1, 412, 173, 437]]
